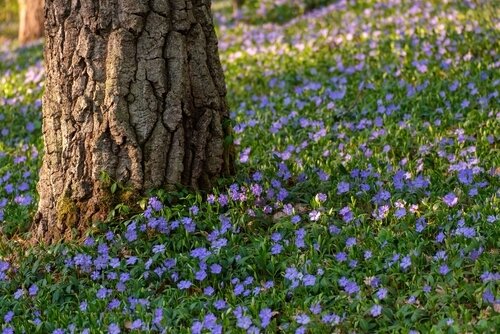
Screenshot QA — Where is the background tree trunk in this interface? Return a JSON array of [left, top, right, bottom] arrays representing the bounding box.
[[231, 0, 244, 20], [18, 0, 44, 44], [33, 0, 235, 243]]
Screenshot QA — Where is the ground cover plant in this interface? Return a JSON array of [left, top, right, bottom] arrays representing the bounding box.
[[0, 0, 499, 332]]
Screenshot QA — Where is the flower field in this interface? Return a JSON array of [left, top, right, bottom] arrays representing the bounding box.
[[0, 0, 499, 333]]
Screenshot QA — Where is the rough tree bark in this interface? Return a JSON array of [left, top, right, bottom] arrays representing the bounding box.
[[33, 0, 235, 243], [18, 0, 45, 44]]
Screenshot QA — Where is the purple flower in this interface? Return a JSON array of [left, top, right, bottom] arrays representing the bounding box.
[[303, 274, 316, 286], [80, 301, 88, 311], [439, 264, 450, 275], [364, 250, 372, 260], [373, 205, 390, 220], [152, 244, 165, 254], [243, 276, 254, 286], [239, 147, 251, 163], [195, 270, 207, 281], [214, 299, 227, 310], [178, 280, 192, 289], [4, 311, 14, 323], [482, 289, 495, 303], [317, 193, 327, 202], [309, 210, 321, 221], [100, 232, 112, 243], [395, 207, 406, 219], [322, 313, 341, 325], [189, 205, 199, 215], [264, 281, 274, 289], [344, 281, 359, 295], [259, 308, 273, 328], [283, 204, 294, 215], [271, 243, 283, 255], [204, 286, 215, 296], [218, 194, 229, 206], [252, 171, 263, 182], [130, 319, 142, 330], [125, 228, 137, 242], [285, 267, 299, 280], [207, 194, 216, 204], [436, 232, 446, 243], [416, 217, 427, 232], [203, 313, 218, 330], [346, 237, 356, 247], [108, 299, 120, 310], [210, 263, 222, 274], [295, 228, 306, 248], [13, 289, 24, 299], [370, 305, 382, 317], [234, 284, 244, 295], [310, 303, 321, 314], [433, 250, 447, 261], [295, 314, 310, 325], [376, 288, 388, 300], [337, 181, 350, 194], [336, 252, 347, 262], [236, 316, 252, 329], [458, 169, 473, 185], [108, 323, 120, 334], [148, 197, 163, 211], [400, 256, 411, 270], [339, 206, 354, 223], [191, 321, 203, 334], [443, 193, 458, 207], [296, 326, 307, 334], [96, 287, 110, 299], [14, 194, 32, 206], [480, 272, 500, 283], [28, 284, 38, 296], [190, 247, 211, 260]]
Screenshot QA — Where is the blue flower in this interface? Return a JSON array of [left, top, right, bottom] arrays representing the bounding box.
[[376, 288, 388, 300], [130, 319, 142, 330], [214, 299, 227, 310], [178, 280, 192, 290], [295, 313, 310, 325], [337, 181, 350, 194], [152, 244, 165, 254], [370, 305, 382, 317], [259, 308, 272, 328], [443, 193, 458, 207], [4, 311, 14, 323], [439, 264, 450, 275], [210, 263, 222, 274], [108, 323, 120, 334], [303, 274, 316, 286], [400, 256, 411, 270]]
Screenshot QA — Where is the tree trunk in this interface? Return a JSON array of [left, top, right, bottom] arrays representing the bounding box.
[[231, 0, 244, 20], [18, 0, 45, 44], [33, 0, 235, 243]]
